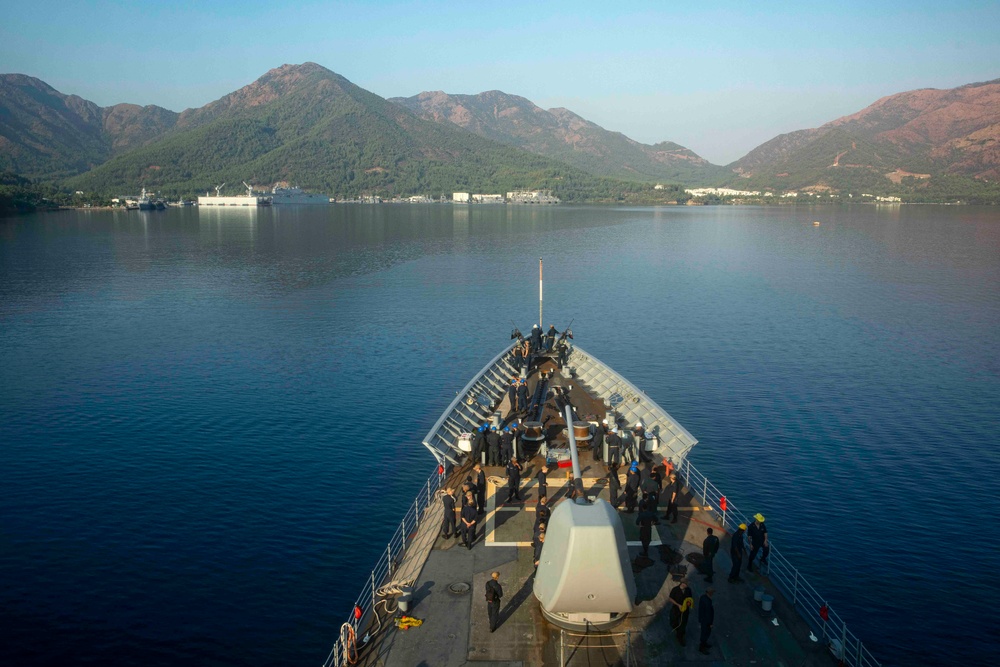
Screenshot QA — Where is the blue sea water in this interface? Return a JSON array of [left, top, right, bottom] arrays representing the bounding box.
[[1, 204, 998, 666]]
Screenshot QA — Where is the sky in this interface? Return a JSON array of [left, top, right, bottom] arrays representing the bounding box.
[[2, 0, 998, 165]]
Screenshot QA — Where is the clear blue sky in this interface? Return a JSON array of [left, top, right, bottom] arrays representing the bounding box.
[[2, 0, 998, 164]]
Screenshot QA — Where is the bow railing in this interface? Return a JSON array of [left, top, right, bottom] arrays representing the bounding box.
[[677, 457, 880, 667]]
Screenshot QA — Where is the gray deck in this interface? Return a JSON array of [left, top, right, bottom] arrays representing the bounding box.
[[354, 470, 837, 666], [350, 349, 840, 666]]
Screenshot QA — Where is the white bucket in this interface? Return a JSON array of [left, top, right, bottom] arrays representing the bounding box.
[[457, 433, 472, 452]]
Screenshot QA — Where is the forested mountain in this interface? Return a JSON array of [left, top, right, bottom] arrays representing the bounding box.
[[391, 90, 725, 184], [727, 78, 1000, 197], [64, 64, 684, 201], [0, 74, 178, 178]]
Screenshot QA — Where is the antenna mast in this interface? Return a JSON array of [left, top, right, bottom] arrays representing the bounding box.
[[539, 258, 543, 327]]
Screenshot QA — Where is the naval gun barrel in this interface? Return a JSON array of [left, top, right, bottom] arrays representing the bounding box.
[[564, 405, 587, 502]]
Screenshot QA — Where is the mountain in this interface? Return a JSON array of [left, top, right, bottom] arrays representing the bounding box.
[[728, 78, 1000, 194], [0, 74, 178, 178], [390, 90, 725, 184], [65, 64, 684, 202]]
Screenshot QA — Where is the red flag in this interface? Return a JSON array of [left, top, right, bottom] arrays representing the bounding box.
[[719, 496, 727, 512]]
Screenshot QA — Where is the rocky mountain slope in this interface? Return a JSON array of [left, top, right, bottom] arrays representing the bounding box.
[[729, 78, 1000, 193], [0, 74, 179, 178], [391, 90, 725, 184]]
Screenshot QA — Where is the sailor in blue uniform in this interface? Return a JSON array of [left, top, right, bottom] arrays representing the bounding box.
[[607, 463, 621, 507], [513, 341, 524, 370], [485, 572, 503, 632], [486, 427, 501, 466], [529, 325, 543, 360], [606, 428, 622, 467], [474, 462, 487, 514], [471, 425, 487, 464], [534, 495, 551, 527], [535, 463, 548, 499], [461, 496, 478, 549], [507, 379, 518, 413], [516, 380, 529, 416], [728, 523, 747, 583], [505, 458, 522, 502], [440, 487, 457, 539], [544, 324, 559, 351], [500, 427, 514, 465], [747, 513, 769, 572], [624, 461, 641, 512]]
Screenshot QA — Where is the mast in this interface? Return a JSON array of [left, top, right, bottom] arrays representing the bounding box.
[[539, 258, 543, 327]]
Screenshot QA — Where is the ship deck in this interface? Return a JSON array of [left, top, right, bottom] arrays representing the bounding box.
[[350, 352, 840, 666]]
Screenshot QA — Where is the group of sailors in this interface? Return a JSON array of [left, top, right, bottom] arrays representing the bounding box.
[[511, 323, 571, 372], [469, 421, 523, 468]]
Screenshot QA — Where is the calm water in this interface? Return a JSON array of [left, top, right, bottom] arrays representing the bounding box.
[[2, 204, 998, 666]]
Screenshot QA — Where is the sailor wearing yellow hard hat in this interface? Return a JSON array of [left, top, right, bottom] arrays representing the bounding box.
[[747, 513, 769, 573]]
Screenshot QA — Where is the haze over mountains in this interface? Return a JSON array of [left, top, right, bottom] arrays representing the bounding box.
[[1, 62, 998, 200]]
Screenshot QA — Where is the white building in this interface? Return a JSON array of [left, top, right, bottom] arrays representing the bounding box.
[[453, 192, 470, 203], [472, 194, 503, 204], [506, 190, 560, 204]]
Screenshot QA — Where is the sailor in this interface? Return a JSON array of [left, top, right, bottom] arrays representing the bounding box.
[[606, 427, 622, 468], [607, 463, 621, 508], [535, 463, 549, 499], [698, 588, 715, 655], [668, 579, 693, 646], [516, 380, 529, 417], [513, 340, 524, 370], [633, 422, 647, 462], [649, 460, 664, 495], [747, 513, 769, 572], [636, 499, 658, 557], [544, 324, 559, 351], [460, 481, 474, 510], [500, 427, 514, 466], [507, 379, 518, 413], [620, 426, 635, 464], [529, 324, 543, 357], [461, 493, 479, 549], [728, 523, 747, 583], [624, 461, 641, 512], [440, 487, 458, 539], [471, 425, 487, 465], [509, 421, 521, 462], [533, 521, 546, 549], [474, 463, 487, 514], [664, 471, 680, 523], [702, 527, 720, 582], [533, 531, 545, 569], [485, 572, 503, 632], [534, 495, 551, 527], [505, 458, 522, 503], [591, 419, 605, 462], [486, 426, 501, 467], [640, 465, 660, 507]]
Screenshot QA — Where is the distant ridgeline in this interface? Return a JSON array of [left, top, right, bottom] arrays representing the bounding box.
[[1, 66, 999, 203]]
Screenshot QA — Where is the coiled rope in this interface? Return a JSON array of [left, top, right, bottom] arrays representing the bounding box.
[[338, 623, 357, 665]]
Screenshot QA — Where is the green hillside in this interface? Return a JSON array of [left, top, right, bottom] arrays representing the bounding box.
[[68, 64, 686, 202]]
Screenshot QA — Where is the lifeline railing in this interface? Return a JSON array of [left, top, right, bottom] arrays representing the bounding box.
[[677, 457, 881, 667], [322, 466, 445, 667], [323, 459, 880, 667]]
